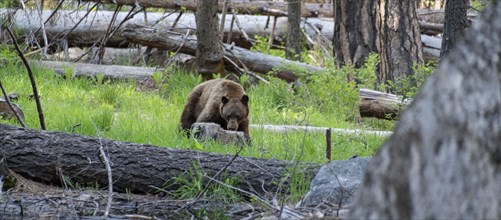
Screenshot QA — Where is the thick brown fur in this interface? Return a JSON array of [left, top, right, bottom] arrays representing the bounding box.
[[180, 79, 250, 138]]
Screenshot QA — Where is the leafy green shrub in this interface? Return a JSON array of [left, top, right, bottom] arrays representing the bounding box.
[[387, 63, 435, 98], [249, 76, 294, 110], [295, 68, 359, 119], [251, 35, 285, 58], [354, 53, 380, 89], [0, 0, 18, 8]]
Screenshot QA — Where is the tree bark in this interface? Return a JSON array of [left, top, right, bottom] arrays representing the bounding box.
[[196, 0, 225, 80], [333, 0, 377, 68], [440, 0, 469, 59], [349, 3, 501, 219], [121, 28, 324, 82], [0, 124, 319, 196], [286, 0, 302, 61], [82, 0, 335, 18], [376, 0, 424, 86]]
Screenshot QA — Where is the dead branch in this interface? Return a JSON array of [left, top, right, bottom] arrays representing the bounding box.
[[5, 27, 46, 130]]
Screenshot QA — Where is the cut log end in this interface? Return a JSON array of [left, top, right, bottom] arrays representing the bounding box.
[[191, 122, 250, 146]]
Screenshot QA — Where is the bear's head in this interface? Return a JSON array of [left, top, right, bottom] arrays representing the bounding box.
[[220, 95, 249, 131]]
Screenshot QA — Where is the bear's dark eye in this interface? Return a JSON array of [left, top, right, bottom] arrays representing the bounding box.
[[225, 113, 241, 120]]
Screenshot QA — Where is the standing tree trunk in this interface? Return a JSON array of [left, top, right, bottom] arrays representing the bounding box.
[[286, 0, 302, 61], [196, 0, 225, 80], [333, 0, 377, 68], [375, 0, 424, 87], [440, 0, 469, 59], [349, 3, 501, 219]]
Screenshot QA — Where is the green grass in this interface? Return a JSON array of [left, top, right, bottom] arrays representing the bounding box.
[[0, 61, 392, 163]]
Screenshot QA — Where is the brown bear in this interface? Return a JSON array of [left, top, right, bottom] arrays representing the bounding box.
[[180, 78, 250, 139]]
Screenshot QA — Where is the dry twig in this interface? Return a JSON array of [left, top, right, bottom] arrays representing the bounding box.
[[98, 138, 114, 217], [229, 1, 253, 47]]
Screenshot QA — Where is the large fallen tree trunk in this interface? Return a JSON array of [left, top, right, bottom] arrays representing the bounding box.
[[83, 1, 478, 22], [83, 0, 334, 18], [121, 27, 323, 82], [0, 123, 319, 196]]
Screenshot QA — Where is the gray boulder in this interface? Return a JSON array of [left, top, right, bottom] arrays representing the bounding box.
[[190, 122, 250, 146], [298, 157, 369, 208]]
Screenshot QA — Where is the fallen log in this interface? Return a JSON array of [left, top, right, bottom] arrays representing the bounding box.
[[419, 21, 443, 35], [421, 35, 442, 62], [416, 8, 478, 25], [251, 124, 393, 137], [0, 190, 261, 219], [34, 60, 160, 80], [82, 1, 478, 23], [121, 27, 324, 82], [359, 88, 411, 120], [84, 0, 334, 18], [0, 123, 319, 196]]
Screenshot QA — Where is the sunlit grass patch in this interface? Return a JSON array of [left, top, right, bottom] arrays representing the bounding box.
[[1, 62, 390, 164]]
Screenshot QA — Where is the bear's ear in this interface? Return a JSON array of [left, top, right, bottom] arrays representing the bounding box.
[[221, 96, 229, 104], [241, 94, 249, 105]]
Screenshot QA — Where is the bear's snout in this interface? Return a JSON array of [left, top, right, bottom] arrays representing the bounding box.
[[227, 119, 239, 131]]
